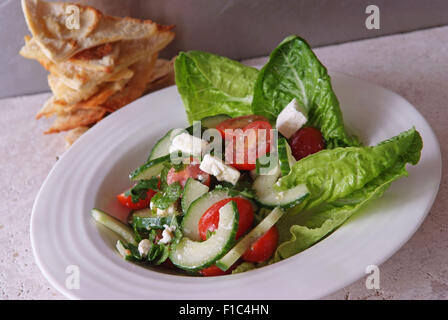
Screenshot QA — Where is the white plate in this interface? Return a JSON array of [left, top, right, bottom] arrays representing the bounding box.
[[31, 71, 442, 300]]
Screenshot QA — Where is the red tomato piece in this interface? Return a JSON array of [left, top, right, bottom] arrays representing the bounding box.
[[217, 115, 273, 171], [242, 226, 279, 263], [198, 198, 254, 241], [199, 264, 234, 276], [289, 127, 325, 161], [166, 163, 211, 187], [161, 259, 177, 270], [215, 115, 269, 138], [116, 188, 157, 210]]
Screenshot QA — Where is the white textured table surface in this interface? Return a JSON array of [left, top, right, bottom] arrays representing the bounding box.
[[1, 26, 447, 300]]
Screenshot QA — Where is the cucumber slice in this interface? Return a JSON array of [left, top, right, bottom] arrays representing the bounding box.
[[278, 137, 291, 176], [116, 240, 132, 259], [148, 128, 183, 160], [181, 178, 210, 213], [200, 114, 231, 129], [216, 207, 284, 271], [91, 209, 136, 245], [131, 151, 189, 181], [132, 208, 178, 230], [129, 154, 170, 181], [181, 189, 231, 241], [170, 201, 239, 271], [253, 165, 309, 208], [256, 152, 278, 176]]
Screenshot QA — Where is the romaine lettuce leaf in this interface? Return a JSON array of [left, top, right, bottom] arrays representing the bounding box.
[[274, 165, 405, 260], [251, 35, 359, 148], [276, 128, 422, 210], [273, 128, 422, 260], [175, 51, 259, 123]]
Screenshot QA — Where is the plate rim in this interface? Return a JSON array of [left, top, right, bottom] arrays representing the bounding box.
[[30, 71, 442, 300]]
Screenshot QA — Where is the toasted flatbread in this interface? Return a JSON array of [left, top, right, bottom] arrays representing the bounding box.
[[145, 58, 175, 93], [101, 54, 158, 111], [44, 107, 107, 134], [22, 0, 174, 62], [47, 67, 134, 105], [20, 35, 120, 73], [21, 35, 172, 91], [64, 126, 89, 148], [38, 77, 130, 119]]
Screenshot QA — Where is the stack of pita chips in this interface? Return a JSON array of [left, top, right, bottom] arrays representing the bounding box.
[[19, 0, 175, 146]]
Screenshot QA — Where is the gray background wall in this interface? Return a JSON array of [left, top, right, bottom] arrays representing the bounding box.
[[1, 0, 447, 98]]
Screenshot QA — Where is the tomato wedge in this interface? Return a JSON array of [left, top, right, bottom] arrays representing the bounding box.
[[166, 163, 211, 187], [289, 127, 325, 160], [198, 197, 254, 241], [215, 115, 269, 137], [217, 115, 273, 171], [199, 264, 234, 276], [242, 226, 279, 263], [117, 188, 157, 210]]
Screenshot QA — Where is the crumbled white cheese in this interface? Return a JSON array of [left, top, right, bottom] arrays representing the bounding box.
[[276, 98, 308, 138], [138, 239, 152, 258], [275, 191, 285, 201], [159, 224, 176, 244], [150, 201, 177, 217], [169, 132, 208, 156], [116, 240, 131, 258], [156, 203, 177, 216], [199, 154, 240, 185]]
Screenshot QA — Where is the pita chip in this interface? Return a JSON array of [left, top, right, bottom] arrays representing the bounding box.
[[44, 107, 107, 134], [101, 54, 157, 111], [22, 0, 174, 62]]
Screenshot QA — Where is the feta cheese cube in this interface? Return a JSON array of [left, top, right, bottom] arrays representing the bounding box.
[[138, 239, 151, 257], [199, 154, 240, 185], [150, 202, 177, 217], [169, 132, 208, 156], [276, 98, 308, 138], [159, 224, 176, 244]]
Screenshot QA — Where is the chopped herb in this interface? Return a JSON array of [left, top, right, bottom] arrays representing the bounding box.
[[218, 179, 256, 199], [206, 230, 216, 240], [151, 182, 182, 209], [125, 177, 159, 203]]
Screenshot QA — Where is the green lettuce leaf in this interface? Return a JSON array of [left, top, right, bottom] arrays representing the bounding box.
[[251, 35, 359, 148], [231, 262, 256, 274], [274, 165, 405, 260], [273, 128, 423, 260], [175, 51, 259, 123], [277, 128, 422, 210]]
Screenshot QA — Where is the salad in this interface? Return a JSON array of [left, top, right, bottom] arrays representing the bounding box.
[[91, 35, 423, 276]]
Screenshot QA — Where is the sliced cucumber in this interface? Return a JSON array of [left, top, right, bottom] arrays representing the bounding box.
[[216, 207, 284, 271], [181, 189, 231, 241], [116, 240, 132, 259], [278, 137, 290, 176], [148, 128, 183, 160], [132, 208, 178, 230], [91, 209, 136, 245], [253, 165, 309, 208], [255, 152, 278, 176], [170, 201, 239, 271], [131, 151, 189, 181], [181, 178, 210, 213], [129, 154, 169, 181], [200, 114, 231, 129]]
